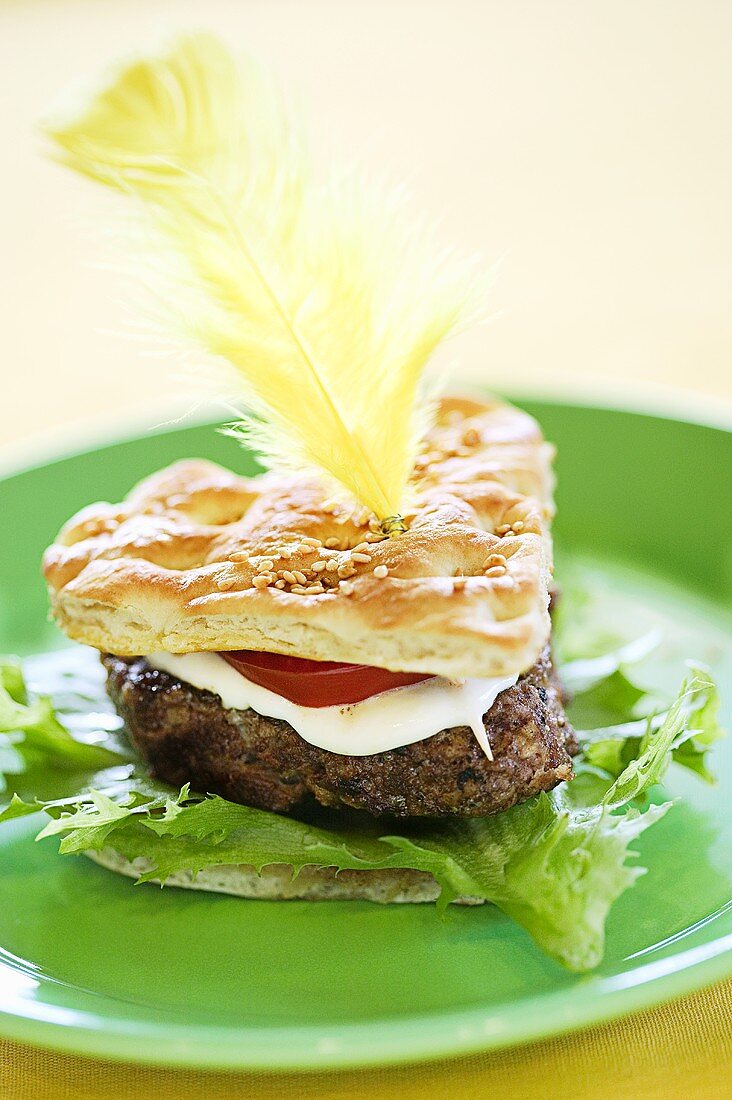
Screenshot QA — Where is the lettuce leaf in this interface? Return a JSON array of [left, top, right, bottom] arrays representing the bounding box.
[[4, 775, 667, 971], [567, 648, 723, 783], [0, 656, 722, 971], [0, 655, 122, 793]]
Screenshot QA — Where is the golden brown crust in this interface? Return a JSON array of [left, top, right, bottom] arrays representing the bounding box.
[[43, 395, 555, 678]]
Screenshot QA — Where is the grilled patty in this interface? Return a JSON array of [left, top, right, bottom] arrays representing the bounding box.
[[103, 647, 576, 818]]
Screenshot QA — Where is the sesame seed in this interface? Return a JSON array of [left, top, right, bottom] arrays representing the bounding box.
[[353, 542, 370, 554], [282, 570, 297, 585], [324, 537, 341, 549], [339, 581, 354, 595], [512, 520, 525, 532], [293, 570, 308, 585], [351, 552, 372, 563], [216, 576, 236, 591], [304, 583, 324, 594], [301, 536, 322, 547], [325, 559, 339, 572], [338, 563, 357, 578], [485, 565, 506, 578], [312, 560, 327, 572], [496, 524, 512, 536], [252, 575, 271, 589], [373, 564, 388, 579], [257, 559, 274, 573], [485, 554, 507, 568], [290, 585, 308, 594], [228, 551, 249, 562], [275, 579, 285, 589], [279, 547, 293, 559]]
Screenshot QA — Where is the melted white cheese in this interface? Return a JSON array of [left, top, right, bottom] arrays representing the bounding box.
[[146, 651, 518, 759]]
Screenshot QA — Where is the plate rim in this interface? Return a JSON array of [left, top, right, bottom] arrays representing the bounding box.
[[0, 891, 730, 1071], [0, 399, 731, 1072], [2, 388, 732, 484]]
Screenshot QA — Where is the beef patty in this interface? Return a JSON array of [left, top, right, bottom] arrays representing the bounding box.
[[103, 647, 576, 818]]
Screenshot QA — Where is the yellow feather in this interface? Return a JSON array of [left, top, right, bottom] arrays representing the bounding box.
[[46, 33, 483, 523]]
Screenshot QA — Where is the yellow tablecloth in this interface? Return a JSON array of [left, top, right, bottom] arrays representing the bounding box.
[[2, 980, 731, 1099]]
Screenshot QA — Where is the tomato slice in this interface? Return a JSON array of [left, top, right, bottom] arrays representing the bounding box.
[[219, 649, 431, 708]]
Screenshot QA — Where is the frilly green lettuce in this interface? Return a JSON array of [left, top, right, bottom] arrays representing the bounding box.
[[0, 649, 722, 971]]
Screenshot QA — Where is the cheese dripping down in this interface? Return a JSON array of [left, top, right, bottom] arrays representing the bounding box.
[[146, 651, 518, 758]]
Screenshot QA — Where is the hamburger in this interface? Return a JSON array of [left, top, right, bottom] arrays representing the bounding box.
[[44, 394, 575, 886]]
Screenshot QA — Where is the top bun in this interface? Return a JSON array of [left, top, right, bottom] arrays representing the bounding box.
[[43, 395, 555, 679]]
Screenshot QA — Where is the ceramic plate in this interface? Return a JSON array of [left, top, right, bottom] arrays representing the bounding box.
[[0, 400, 730, 1070]]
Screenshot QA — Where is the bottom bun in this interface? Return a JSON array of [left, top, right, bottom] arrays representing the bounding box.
[[85, 849, 485, 905]]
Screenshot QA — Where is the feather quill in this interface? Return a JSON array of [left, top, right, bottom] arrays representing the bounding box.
[[46, 33, 483, 524]]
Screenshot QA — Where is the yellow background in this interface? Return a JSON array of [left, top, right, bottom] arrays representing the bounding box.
[[1, 1, 731, 1095], [2, 0, 731, 456]]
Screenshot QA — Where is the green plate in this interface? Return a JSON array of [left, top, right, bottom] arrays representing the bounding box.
[[0, 400, 731, 1071]]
